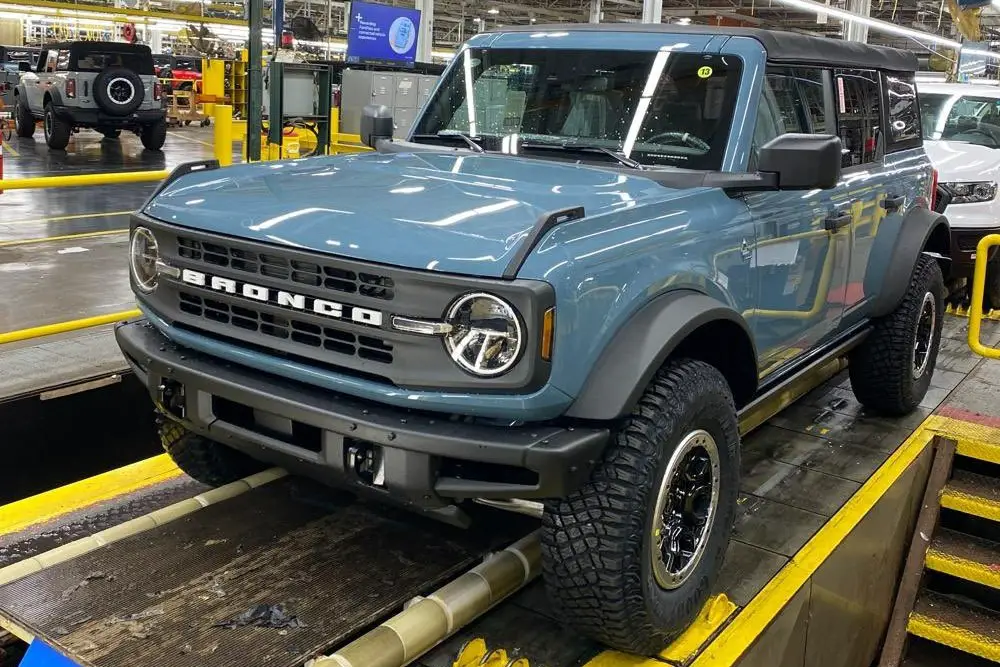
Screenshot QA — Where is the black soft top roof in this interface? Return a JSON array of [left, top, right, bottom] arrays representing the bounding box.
[[490, 24, 917, 72], [42, 41, 153, 55]]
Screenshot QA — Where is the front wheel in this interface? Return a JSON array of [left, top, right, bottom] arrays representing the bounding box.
[[850, 254, 944, 416], [140, 119, 167, 151], [160, 420, 266, 486], [542, 359, 740, 655]]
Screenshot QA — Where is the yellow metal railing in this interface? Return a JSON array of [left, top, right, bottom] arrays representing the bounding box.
[[968, 233, 1000, 359]]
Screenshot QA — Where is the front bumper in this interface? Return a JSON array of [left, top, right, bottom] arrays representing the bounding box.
[[52, 104, 165, 127], [116, 319, 608, 512], [950, 225, 1000, 271]]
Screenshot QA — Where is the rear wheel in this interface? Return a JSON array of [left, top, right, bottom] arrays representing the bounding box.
[[542, 359, 740, 655], [43, 103, 70, 150], [160, 420, 266, 486], [140, 119, 167, 150], [849, 254, 944, 415], [14, 97, 34, 138]]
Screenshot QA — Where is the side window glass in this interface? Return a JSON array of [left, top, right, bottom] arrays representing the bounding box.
[[751, 67, 826, 167], [44, 51, 57, 73], [835, 69, 881, 167], [885, 72, 919, 146], [34, 50, 47, 73], [56, 50, 70, 72]]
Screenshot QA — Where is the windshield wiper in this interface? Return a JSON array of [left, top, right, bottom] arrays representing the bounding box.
[[519, 142, 644, 170], [412, 131, 485, 153]]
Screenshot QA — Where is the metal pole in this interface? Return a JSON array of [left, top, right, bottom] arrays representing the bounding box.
[[844, 0, 871, 42], [247, 0, 264, 162], [326, 0, 333, 59], [415, 0, 433, 63], [641, 0, 662, 23], [589, 0, 601, 23]]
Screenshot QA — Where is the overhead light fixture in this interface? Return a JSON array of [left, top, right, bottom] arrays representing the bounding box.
[[487, 7, 499, 14], [675, 17, 692, 24]]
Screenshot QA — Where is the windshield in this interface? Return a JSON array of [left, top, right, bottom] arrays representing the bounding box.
[[412, 48, 743, 170], [920, 91, 1000, 148]]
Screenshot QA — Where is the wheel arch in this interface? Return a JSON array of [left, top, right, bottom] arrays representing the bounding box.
[[565, 290, 758, 421], [869, 207, 951, 318]]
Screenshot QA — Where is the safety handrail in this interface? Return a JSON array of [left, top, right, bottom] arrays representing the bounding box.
[[967, 233, 1000, 359]]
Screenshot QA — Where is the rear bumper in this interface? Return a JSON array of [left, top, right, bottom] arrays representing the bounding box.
[[52, 104, 165, 127], [116, 319, 608, 511]]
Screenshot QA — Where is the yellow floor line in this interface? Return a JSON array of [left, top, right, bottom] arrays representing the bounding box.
[[908, 614, 1000, 661], [0, 454, 182, 537], [0, 228, 128, 248], [926, 549, 1000, 590], [1, 140, 20, 158], [0, 210, 133, 228], [167, 130, 213, 148]]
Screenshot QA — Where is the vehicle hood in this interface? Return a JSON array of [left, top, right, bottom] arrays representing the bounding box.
[[143, 151, 671, 278], [923, 140, 1000, 184]]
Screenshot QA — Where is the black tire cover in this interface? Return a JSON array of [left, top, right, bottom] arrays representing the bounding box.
[[93, 66, 145, 116]]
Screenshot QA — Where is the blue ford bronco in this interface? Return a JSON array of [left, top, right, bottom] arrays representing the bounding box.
[[117, 25, 949, 653]]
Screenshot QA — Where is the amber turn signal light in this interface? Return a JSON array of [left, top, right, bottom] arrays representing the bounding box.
[[541, 308, 555, 361]]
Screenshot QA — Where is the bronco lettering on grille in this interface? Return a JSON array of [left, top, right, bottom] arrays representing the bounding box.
[[180, 269, 384, 327]]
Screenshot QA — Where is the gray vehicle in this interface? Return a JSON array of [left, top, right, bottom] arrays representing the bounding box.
[[13, 41, 167, 150]]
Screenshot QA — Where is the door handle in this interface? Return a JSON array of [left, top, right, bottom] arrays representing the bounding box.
[[882, 194, 905, 212], [824, 211, 852, 232]]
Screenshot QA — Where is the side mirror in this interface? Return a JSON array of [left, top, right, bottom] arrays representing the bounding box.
[[758, 133, 843, 190], [360, 104, 394, 149], [18, 62, 30, 72]]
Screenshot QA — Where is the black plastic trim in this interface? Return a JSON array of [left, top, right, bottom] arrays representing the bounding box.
[[502, 206, 585, 280], [869, 207, 951, 317], [116, 319, 609, 505], [142, 160, 220, 207]]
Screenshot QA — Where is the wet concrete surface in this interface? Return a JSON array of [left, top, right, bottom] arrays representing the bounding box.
[[0, 127, 222, 244]]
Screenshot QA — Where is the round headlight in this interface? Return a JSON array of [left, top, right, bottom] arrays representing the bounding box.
[[130, 226, 160, 293], [444, 293, 523, 377]]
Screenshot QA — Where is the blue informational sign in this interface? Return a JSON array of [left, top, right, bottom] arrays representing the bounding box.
[[19, 641, 82, 667], [346, 0, 422, 65]]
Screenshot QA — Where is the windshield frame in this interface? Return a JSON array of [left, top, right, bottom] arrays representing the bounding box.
[[408, 33, 763, 173]]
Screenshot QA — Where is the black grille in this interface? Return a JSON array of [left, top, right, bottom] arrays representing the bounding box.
[[178, 292, 394, 364], [177, 236, 395, 301]]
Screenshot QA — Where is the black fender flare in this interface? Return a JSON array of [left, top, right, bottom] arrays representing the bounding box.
[[565, 290, 758, 421], [43, 87, 64, 109], [869, 207, 951, 318]]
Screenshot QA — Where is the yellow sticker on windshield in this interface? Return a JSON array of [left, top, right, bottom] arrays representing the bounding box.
[[697, 66, 713, 78]]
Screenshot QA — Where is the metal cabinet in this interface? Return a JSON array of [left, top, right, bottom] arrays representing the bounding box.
[[341, 69, 440, 138]]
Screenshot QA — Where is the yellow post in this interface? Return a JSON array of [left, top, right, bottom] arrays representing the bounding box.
[[213, 104, 233, 167], [968, 234, 1000, 359], [0, 171, 168, 191]]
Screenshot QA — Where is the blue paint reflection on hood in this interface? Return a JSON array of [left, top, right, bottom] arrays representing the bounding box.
[[143, 151, 673, 278]]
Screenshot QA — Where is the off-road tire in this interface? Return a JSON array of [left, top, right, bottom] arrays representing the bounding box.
[[542, 359, 740, 655], [140, 119, 167, 150], [160, 420, 266, 486], [14, 97, 34, 138], [43, 103, 70, 150], [849, 254, 944, 416]]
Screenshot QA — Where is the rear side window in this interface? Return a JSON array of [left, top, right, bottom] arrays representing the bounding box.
[[835, 69, 881, 168], [884, 72, 920, 149], [70, 46, 154, 75], [55, 50, 70, 72]]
